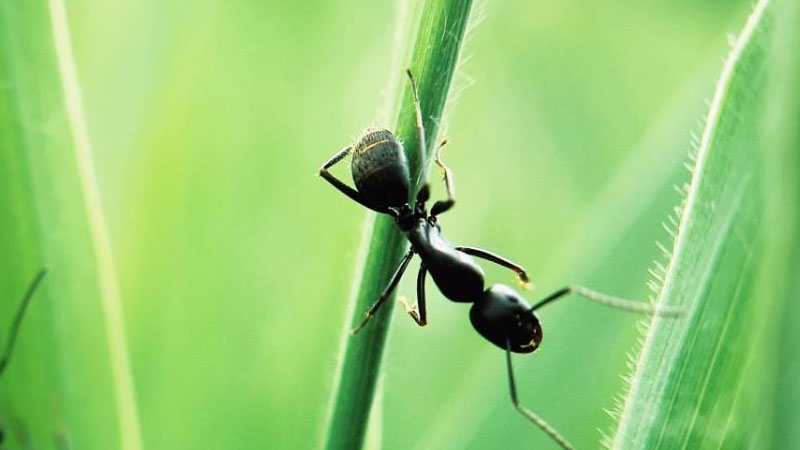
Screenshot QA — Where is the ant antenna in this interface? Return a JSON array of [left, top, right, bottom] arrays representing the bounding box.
[[406, 69, 428, 189], [429, 139, 456, 218], [530, 285, 683, 316], [0, 268, 48, 377], [434, 140, 455, 196], [435, 139, 449, 161]]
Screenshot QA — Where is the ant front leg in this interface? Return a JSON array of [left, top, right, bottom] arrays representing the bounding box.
[[318, 145, 391, 215], [505, 339, 574, 450], [350, 249, 416, 335], [400, 263, 428, 326], [430, 140, 455, 217], [455, 246, 531, 289]]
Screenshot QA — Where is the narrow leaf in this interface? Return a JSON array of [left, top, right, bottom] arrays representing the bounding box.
[[0, 1, 142, 448], [323, 1, 474, 449], [612, 0, 785, 447]]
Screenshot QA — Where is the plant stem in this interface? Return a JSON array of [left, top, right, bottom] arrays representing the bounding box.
[[323, 1, 473, 449]]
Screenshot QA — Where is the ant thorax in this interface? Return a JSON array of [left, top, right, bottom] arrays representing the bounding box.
[[404, 219, 486, 304]]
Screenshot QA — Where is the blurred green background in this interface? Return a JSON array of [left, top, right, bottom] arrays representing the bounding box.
[[0, 0, 756, 448]]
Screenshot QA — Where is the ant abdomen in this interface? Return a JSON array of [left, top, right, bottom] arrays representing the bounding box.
[[352, 129, 410, 208], [470, 284, 543, 354]]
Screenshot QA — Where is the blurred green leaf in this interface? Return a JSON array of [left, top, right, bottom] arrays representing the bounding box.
[[763, 0, 800, 446], [0, 1, 141, 448], [612, 0, 787, 447]]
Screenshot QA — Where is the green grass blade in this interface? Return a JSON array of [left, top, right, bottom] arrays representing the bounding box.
[[323, 1, 473, 449], [0, 1, 142, 448], [611, 0, 784, 447], [763, 0, 800, 446]]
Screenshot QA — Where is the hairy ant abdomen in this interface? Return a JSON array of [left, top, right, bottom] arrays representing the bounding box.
[[352, 128, 410, 209]]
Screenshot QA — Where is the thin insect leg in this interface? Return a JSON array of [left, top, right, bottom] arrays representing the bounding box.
[[401, 264, 428, 326], [530, 285, 684, 316], [430, 140, 456, 217], [505, 339, 574, 450], [321, 145, 352, 171], [0, 268, 48, 377], [406, 69, 428, 187], [455, 246, 531, 289], [318, 145, 392, 215], [351, 250, 416, 335]]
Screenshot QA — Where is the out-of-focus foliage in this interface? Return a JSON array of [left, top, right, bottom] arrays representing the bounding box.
[[0, 0, 774, 449], [0, 1, 140, 448], [763, 0, 800, 447]]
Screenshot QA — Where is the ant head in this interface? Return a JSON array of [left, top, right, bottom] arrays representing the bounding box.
[[469, 284, 542, 354], [392, 203, 416, 231]]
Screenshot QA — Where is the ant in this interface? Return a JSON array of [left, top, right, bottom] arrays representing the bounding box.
[[0, 268, 48, 447], [318, 70, 681, 449]]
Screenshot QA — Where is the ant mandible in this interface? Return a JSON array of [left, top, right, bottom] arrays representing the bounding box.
[[318, 70, 680, 449], [0, 268, 48, 446]]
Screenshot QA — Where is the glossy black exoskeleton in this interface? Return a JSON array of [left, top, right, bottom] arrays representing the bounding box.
[[319, 71, 681, 450], [0, 268, 47, 447]]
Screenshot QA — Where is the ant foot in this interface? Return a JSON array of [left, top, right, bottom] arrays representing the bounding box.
[[399, 297, 424, 325], [516, 272, 533, 291], [400, 296, 418, 315]]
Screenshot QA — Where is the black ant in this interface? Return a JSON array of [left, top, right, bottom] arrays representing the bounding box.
[[0, 268, 48, 447], [318, 70, 680, 449]]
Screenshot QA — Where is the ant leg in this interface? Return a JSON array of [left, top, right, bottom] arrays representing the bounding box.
[[505, 338, 574, 450], [350, 249, 416, 335], [318, 145, 391, 215], [430, 140, 456, 217], [530, 285, 684, 316], [406, 69, 428, 190], [455, 246, 531, 290], [400, 264, 428, 326], [0, 268, 48, 377]]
